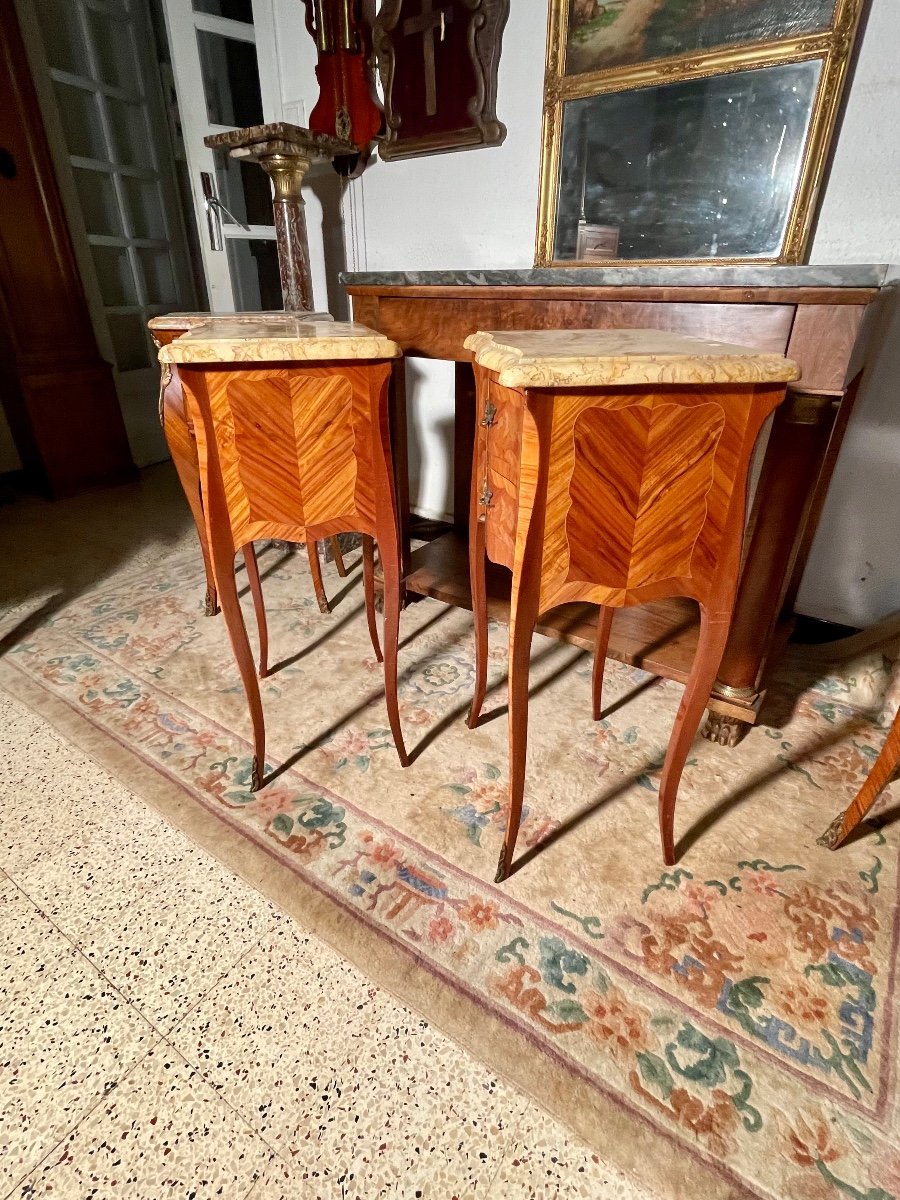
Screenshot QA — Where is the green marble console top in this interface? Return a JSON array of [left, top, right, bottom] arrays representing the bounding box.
[[341, 265, 889, 289]]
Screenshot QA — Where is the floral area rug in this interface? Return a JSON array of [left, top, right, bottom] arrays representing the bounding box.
[[3, 543, 899, 1200]]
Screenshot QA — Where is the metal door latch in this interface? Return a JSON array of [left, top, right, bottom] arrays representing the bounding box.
[[201, 171, 250, 251]]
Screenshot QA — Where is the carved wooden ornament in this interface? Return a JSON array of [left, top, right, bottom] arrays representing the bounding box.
[[373, 0, 509, 160]]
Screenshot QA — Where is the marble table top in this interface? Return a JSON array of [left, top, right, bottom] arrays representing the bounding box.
[[160, 318, 400, 365], [149, 311, 333, 332], [204, 123, 356, 162], [464, 329, 800, 389], [342, 264, 889, 289]]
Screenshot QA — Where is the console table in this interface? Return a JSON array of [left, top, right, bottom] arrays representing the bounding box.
[[343, 264, 891, 745]]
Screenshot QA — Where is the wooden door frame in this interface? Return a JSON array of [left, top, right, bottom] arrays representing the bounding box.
[[15, 0, 204, 467], [0, 0, 135, 496]]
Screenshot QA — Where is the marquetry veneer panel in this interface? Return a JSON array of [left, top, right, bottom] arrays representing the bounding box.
[[203, 366, 377, 547], [563, 395, 729, 602]]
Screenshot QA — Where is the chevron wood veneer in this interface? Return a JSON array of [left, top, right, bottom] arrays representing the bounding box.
[[149, 313, 350, 619], [465, 330, 797, 880], [175, 349, 408, 791]]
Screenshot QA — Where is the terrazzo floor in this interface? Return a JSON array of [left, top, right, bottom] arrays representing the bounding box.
[[0, 465, 650, 1200]]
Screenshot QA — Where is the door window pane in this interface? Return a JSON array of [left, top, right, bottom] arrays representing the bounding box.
[[86, 8, 139, 95], [54, 82, 107, 160], [137, 248, 178, 305], [121, 176, 167, 239], [35, 0, 89, 75], [107, 313, 151, 370], [105, 97, 151, 168], [197, 31, 263, 127], [73, 168, 123, 236], [91, 244, 138, 306], [193, 0, 254, 20], [226, 239, 282, 311], [216, 156, 272, 226]]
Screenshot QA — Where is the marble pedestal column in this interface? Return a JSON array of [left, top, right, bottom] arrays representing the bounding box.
[[204, 123, 355, 312]]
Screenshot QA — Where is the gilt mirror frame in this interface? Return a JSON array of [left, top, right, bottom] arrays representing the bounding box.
[[535, 0, 867, 267]]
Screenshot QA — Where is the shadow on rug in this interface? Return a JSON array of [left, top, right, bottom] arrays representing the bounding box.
[[3, 544, 899, 1200]]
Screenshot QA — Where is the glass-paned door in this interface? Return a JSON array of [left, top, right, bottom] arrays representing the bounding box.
[[27, 0, 200, 465], [159, 0, 280, 312]]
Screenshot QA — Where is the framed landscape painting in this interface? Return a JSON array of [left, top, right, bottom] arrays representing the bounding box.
[[565, 0, 838, 76], [536, 0, 868, 265]]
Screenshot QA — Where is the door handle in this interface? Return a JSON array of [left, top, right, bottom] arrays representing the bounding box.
[[201, 171, 223, 251], [206, 194, 251, 229], [200, 171, 250, 251]]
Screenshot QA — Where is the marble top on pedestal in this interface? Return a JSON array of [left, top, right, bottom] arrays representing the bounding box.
[[159, 317, 400, 364], [465, 328, 799, 389], [342, 265, 889, 289], [204, 123, 355, 162]]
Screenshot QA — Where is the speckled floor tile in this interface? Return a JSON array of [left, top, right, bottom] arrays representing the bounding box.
[[14, 1045, 273, 1199], [486, 1106, 654, 1199], [242, 1155, 313, 1200], [0, 688, 244, 945], [9, 820, 205, 946], [0, 693, 141, 875], [170, 919, 528, 1199], [77, 854, 281, 1035], [0, 875, 161, 1193]]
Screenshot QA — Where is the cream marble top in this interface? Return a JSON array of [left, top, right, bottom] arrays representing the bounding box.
[[160, 318, 401, 365], [149, 311, 333, 332], [464, 329, 800, 388]]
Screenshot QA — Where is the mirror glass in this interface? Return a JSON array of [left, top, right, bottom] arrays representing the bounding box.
[[553, 59, 822, 261]]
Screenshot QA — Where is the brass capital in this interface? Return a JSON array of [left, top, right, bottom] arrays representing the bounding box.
[[260, 153, 312, 201]]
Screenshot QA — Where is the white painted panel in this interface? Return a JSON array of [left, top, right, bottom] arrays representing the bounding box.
[[795, 284, 900, 627], [800, 0, 900, 625]]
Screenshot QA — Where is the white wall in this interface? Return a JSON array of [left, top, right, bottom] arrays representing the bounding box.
[[797, 0, 900, 626], [269, 0, 900, 623]]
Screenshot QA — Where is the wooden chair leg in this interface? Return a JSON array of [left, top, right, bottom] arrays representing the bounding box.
[[361, 534, 382, 663], [203, 568, 218, 617], [467, 514, 489, 729], [369, 364, 408, 768], [330, 536, 348, 578], [194, 502, 218, 617], [211, 547, 267, 792], [658, 610, 731, 865], [161, 385, 219, 617], [306, 537, 330, 614], [496, 585, 540, 883], [820, 708, 900, 849], [592, 605, 615, 721], [241, 543, 268, 679], [170, 452, 217, 615], [376, 528, 408, 767]]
